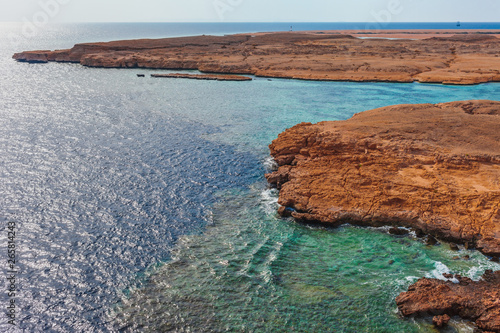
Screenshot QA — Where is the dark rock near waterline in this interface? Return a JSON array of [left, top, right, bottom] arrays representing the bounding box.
[[389, 227, 409, 236], [424, 235, 439, 246], [277, 206, 295, 217], [412, 228, 425, 238], [432, 314, 451, 328]]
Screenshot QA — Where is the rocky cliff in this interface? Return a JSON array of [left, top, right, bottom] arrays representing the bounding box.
[[266, 100, 500, 258], [266, 100, 500, 330]]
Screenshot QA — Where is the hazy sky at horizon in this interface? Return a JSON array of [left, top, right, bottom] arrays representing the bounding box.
[[0, 0, 498, 23]]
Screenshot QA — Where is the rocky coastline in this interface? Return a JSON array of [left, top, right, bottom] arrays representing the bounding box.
[[265, 100, 500, 258], [13, 31, 500, 85], [265, 100, 500, 330], [14, 30, 500, 330]]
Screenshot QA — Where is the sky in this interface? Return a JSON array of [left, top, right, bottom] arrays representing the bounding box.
[[0, 0, 498, 23]]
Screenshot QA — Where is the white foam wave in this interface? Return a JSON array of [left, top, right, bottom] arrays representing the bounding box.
[[262, 156, 278, 172], [394, 275, 420, 290], [260, 188, 279, 215], [465, 259, 500, 281], [405, 276, 420, 283], [426, 261, 459, 283], [365, 225, 392, 232]]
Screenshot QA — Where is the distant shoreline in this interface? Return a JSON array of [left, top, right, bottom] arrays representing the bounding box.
[[241, 29, 500, 39], [13, 30, 500, 85]]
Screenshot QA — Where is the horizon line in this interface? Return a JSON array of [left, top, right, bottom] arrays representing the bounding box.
[[2, 21, 500, 24]]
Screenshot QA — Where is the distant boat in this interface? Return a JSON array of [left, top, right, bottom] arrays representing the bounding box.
[[457, 21, 461, 27]]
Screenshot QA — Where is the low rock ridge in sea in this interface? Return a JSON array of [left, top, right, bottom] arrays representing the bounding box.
[[13, 31, 500, 85], [150, 73, 252, 81], [396, 270, 500, 332], [265, 100, 500, 330]]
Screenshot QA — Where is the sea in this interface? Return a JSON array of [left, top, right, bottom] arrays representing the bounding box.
[[1, 22, 500, 332]]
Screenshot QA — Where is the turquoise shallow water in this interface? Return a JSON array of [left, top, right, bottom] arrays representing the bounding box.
[[114, 185, 500, 332], [0, 23, 499, 332]]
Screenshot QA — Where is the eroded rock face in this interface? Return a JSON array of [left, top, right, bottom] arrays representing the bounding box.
[[265, 100, 500, 257], [396, 270, 500, 332], [13, 32, 500, 84]]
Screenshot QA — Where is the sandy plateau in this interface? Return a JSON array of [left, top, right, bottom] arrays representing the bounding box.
[[13, 30, 500, 85]]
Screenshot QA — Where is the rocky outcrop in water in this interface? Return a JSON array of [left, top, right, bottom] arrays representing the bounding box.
[[13, 32, 500, 85], [150, 73, 252, 81], [396, 270, 500, 332], [265, 100, 500, 258]]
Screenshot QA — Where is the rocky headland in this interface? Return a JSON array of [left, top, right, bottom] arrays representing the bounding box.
[[265, 100, 500, 257], [266, 101, 500, 332], [13, 30, 500, 85], [265, 100, 500, 330]]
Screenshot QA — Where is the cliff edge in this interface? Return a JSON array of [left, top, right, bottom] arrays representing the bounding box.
[[266, 100, 500, 330], [266, 100, 500, 258]]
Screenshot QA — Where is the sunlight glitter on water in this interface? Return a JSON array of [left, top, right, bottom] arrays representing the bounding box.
[[1, 23, 500, 332]]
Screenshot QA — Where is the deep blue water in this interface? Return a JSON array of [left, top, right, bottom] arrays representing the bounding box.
[[0, 23, 500, 332], [3, 22, 500, 48]]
